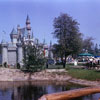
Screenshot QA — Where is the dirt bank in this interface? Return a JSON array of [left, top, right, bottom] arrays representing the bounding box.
[[0, 68, 100, 86]]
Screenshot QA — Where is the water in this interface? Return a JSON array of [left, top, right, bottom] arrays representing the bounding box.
[[0, 81, 100, 100]]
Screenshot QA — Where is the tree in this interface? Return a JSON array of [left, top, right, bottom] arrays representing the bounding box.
[[23, 45, 46, 71], [52, 13, 83, 67], [52, 44, 64, 63], [94, 43, 100, 56], [82, 37, 94, 54]]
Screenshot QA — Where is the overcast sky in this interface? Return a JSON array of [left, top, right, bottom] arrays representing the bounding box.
[[0, 0, 100, 45]]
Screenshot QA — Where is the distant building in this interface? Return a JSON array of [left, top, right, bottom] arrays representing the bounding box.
[[0, 15, 53, 66]]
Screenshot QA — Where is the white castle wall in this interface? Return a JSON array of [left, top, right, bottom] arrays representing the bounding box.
[[12, 38, 17, 46], [17, 44, 23, 65], [2, 45, 8, 64], [8, 47, 17, 65]]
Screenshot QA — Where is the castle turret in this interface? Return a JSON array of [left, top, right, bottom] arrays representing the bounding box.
[[26, 15, 31, 39], [17, 25, 20, 33], [1, 40, 8, 64], [10, 28, 18, 46], [17, 43, 23, 66]]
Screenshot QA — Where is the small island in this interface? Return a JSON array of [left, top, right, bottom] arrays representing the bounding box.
[[0, 1, 100, 100]]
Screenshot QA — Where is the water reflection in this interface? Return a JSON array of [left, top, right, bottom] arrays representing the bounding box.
[[0, 82, 99, 100]]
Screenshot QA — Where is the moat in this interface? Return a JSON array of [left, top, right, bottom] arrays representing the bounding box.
[[0, 82, 100, 100]]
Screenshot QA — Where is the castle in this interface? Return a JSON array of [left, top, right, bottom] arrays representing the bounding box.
[[0, 15, 53, 66]]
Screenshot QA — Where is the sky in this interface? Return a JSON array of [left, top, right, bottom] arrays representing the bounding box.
[[0, 0, 100, 45]]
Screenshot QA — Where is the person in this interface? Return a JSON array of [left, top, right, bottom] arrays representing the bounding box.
[[74, 59, 77, 66], [89, 58, 93, 69], [93, 58, 96, 68]]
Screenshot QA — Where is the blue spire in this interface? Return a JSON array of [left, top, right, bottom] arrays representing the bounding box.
[[26, 14, 30, 21]]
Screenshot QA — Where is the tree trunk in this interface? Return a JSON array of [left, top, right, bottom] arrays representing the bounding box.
[[63, 54, 66, 68], [39, 87, 100, 100], [61, 56, 63, 64]]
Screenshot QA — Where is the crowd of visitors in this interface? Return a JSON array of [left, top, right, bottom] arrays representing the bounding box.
[[86, 57, 100, 69]]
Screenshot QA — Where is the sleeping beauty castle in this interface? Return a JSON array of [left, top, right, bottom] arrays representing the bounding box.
[[0, 15, 53, 66]]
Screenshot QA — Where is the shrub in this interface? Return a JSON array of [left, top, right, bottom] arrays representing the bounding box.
[[17, 63, 20, 69], [3, 62, 7, 68]]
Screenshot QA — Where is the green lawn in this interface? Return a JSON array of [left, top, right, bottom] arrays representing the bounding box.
[[67, 68, 100, 81], [47, 65, 64, 69], [48, 64, 100, 81]]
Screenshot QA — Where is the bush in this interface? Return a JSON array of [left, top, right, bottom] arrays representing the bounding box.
[[3, 62, 7, 68], [0, 64, 2, 67], [17, 63, 20, 69]]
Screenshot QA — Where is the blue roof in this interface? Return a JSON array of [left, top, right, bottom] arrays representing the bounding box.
[[1, 39, 6, 43], [11, 28, 17, 34], [20, 28, 28, 38], [79, 53, 93, 56]]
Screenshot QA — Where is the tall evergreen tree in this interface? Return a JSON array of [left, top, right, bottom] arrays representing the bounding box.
[[23, 45, 46, 71]]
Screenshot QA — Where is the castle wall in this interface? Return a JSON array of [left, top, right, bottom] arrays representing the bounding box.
[[17, 44, 23, 65], [8, 47, 17, 65], [12, 38, 17, 46], [2, 44, 8, 64]]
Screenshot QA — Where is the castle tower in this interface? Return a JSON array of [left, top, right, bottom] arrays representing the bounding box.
[[26, 15, 31, 39], [10, 28, 18, 46], [17, 43, 23, 66], [17, 25, 22, 42], [1, 40, 8, 64], [17, 25, 20, 34]]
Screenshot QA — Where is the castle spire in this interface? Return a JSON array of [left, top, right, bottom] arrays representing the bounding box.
[[50, 41, 52, 47], [26, 15, 31, 39], [26, 15, 30, 24], [43, 38, 46, 45]]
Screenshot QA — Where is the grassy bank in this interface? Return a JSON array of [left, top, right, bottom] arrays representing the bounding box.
[[46, 64, 100, 81], [67, 68, 100, 81]]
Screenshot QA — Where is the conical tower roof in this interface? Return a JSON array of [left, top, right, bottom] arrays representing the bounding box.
[[1, 39, 6, 44], [26, 15, 30, 24], [11, 28, 17, 34], [26, 15, 30, 21]]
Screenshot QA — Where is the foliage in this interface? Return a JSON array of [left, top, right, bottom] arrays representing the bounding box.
[[23, 45, 46, 71], [52, 44, 64, 60], [82, 37, 94, 54], [52, 13, 83, 62], [82, 37, 100, 56], [17, 63, 20, 69], [94, 43, 100, 56], [3, 62, 7, 68], [67, 68, 100, 81]]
